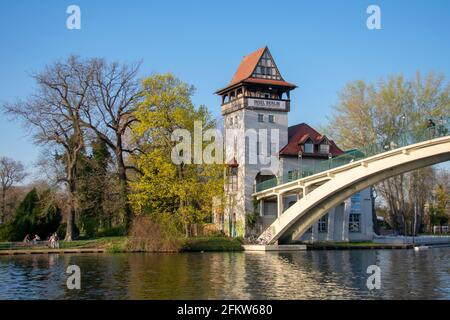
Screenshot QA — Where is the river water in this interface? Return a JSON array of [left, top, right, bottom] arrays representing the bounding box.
[[0, 247, 449, 299]]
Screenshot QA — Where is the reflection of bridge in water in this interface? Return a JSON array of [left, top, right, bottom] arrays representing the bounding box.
[[254, 122, 450, 244]]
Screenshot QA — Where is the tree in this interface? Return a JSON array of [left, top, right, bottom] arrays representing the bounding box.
[[80, 60, 142, 231], [430, 184, 449, 229], [3, 56, 95, 240], [76, 136, 112, 237], [0, 157, 27, 223], [129, 74, 224, 236], [2, 188, 62, 241], [325, 72, 450, 235]]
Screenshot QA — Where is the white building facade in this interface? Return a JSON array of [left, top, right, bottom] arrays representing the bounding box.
[[213, 47, 374, 242]]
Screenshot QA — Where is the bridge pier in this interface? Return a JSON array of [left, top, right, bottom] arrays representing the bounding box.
[[259, 199, 264, 217], [326, 209, 335, 241], [277, 194, 283, 218]]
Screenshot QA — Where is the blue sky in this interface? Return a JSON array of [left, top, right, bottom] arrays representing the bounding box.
[[1, 0, 449, 177]]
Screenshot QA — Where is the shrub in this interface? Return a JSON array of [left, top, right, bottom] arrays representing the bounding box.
[[0, 223, 13, 241], [95, 225, 126, 238], [57, 222, 80, 240], [127, 214, 181, 252], [79, 214, 98, 238], [201, 223, 223, 236], [181, 236, 244, 252]]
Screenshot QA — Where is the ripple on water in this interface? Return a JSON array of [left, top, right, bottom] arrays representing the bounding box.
[[0, 248, 449, 299]]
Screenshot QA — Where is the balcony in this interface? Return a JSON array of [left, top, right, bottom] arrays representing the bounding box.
[[221, 96, 290, 115]]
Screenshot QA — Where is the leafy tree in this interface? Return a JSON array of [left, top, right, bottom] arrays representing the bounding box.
[[76, 136, 112, 237], [3, 188, 62, 241], [129, 74, 224, 236], [429, 184, 449, 228]]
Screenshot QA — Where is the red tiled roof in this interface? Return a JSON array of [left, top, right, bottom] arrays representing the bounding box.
[[229, 47, 266, 85], [216, 47, 296, 94], [279, 123, 344, 157]]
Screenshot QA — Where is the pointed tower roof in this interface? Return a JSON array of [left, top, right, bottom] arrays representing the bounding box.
[[216, 47, 296, 94]]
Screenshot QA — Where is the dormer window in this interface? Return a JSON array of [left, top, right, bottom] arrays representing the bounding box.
[[320, 144, 330, 154], [304, 140, 314, 153]]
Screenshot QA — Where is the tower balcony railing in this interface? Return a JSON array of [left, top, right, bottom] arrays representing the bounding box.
[[221, 96, 290, 114], [255, 118, 450, 193]]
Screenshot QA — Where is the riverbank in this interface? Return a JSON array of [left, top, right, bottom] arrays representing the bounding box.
[[306, 241, 412, 250], [2, 236, 448, 255], [0, 236, 244, 255]]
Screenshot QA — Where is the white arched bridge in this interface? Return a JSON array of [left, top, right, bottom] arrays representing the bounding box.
[[254, 124, 450, 245]]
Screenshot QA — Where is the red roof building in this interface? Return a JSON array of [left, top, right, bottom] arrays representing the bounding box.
[[279, 123, 344, 158]]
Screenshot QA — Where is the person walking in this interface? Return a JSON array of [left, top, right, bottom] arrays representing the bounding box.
[[32, 234, 40, 244]]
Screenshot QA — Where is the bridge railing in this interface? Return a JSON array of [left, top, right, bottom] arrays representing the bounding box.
[[255, 118, 450, 193]]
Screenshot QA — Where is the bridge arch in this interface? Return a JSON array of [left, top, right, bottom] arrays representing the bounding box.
[[256, 136, 450, 244]]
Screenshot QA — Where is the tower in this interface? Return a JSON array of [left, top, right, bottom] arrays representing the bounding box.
[[215, 47, 297, 238]]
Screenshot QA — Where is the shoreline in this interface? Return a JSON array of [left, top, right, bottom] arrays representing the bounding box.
[[1, 236, 449, 256]]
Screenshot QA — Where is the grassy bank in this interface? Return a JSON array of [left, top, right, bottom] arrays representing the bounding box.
[[180, 236, 244, 252], [306, 241, 411, 250], [0, 235, 244, 253], [0, 237, 128, 253]]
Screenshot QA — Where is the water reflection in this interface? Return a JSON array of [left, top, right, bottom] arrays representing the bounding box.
[[0, 248, 449, 300]]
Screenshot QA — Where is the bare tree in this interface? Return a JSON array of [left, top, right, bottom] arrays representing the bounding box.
[[80, 60, 142, 230], [0, 157, 27, 222], [325, 72, 450, 235], [3, 56, 95, 240]]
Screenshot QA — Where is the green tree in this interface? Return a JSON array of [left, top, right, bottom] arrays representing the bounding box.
[[2, 188, 62, 241], [430, 184, 449, 228], [76, 136, 112, 237], [129, 74, 224, 237]]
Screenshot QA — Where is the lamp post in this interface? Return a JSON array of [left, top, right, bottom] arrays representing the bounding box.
[[400, 114, 407, 146], [438, 116, 445, 136], [328, 153, 333, 169]]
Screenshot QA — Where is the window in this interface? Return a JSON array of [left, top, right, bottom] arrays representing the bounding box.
[[318, 214, 328, 233], [304, 142, 314, 153], [258, 114, 264, 122], [319, 144, 330, 154], [229, 117, 233, 127], [268, 115, 274, 123], [351, 193, 361, 213], [349, 213, 361, 232], [226, 167, 238, 192]]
